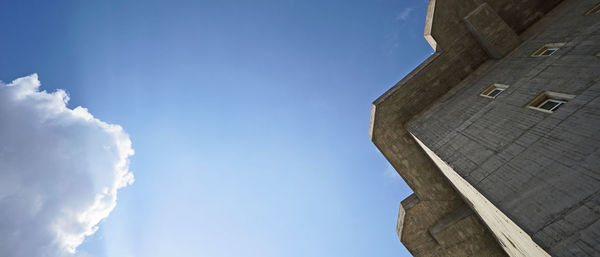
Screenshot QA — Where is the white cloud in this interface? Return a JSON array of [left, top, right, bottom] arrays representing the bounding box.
[[395, 7, 413, 21], [74, 251, 95, 257], [0, 74, 134, 257]]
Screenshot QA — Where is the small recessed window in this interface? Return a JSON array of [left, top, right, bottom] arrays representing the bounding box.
[[480, 84, 509, 99], [595, 50, 600, 57], [537, 99, 566, 111], [526, 91, 575, 113], [541, 47, 559, 56], [585, 3, 600, 15], [531, 43, 566, 57]]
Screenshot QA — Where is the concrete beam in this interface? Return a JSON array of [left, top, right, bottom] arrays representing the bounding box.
[[463, 3, 521, 59], [412, 133, 551, 257]]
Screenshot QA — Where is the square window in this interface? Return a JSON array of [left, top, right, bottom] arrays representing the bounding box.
[[526, 91, 575, 113], [540, 47, 559, 56], [487, 88, 505, 98], [586, 3, 600, 15], [531, 43, 565, 57], [538, 99, 566, 111], [480, 84, 509, 99]]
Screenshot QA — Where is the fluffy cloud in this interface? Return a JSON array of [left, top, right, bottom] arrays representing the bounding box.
[[395, 7, 413, 21], [0, 74, 134, 257]]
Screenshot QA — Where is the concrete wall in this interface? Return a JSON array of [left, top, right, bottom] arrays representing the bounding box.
[[397, 191, 506, 256], [413, 134, 550, 257], [407, 0, 600, 256]]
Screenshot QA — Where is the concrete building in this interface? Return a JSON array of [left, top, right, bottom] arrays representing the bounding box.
[[369, 0, 600, 256]]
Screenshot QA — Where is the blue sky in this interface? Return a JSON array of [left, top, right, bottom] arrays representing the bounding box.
[[0, 0, 433, 256]]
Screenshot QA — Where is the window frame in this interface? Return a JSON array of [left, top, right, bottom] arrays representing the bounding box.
[[526, 91, 575, 113], [537, 99, 566, 112], [531, 43, 566, 57], [480, 84, 509, 99], [540, 47, 559, 56]]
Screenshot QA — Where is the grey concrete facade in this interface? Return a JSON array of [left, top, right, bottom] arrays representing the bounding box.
[[370, 0, 600, 256]]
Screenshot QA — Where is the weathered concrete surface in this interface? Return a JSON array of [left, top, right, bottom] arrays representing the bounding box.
[[407, 0, 600, 256], [398, 193, 506, 257], [423, 0, 562, 52], [380, 128, 506, 256], [463, 3, 521, 59], [413, 134, 550, 256], [368, 0, 577, 256]]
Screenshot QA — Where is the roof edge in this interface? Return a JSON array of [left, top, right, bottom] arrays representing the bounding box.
[[424, 0, 438, 51], [373, 51, 442, 106]]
